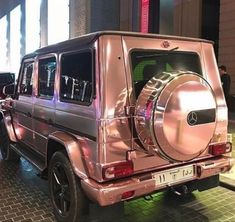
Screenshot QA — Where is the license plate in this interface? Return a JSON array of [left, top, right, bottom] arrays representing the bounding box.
[[153, 165, 194, 186]]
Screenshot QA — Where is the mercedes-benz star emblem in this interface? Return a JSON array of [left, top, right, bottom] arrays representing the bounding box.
[[187, 111, 198, 126]]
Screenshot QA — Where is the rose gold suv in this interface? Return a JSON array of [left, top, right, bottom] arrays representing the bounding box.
[[0, 31, 234, 221]]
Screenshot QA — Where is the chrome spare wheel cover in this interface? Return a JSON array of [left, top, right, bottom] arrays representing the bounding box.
[[135, 71, 217, 162]]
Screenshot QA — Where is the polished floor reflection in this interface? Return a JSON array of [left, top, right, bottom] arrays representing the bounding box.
[[1, 153, 235, 222]]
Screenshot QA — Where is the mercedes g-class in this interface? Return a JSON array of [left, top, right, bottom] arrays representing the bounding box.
[[0, 31, 234, 222]]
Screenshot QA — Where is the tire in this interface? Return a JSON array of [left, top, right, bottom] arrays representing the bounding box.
[[48, 151, 88, 222], [0, 119, 20, 161]]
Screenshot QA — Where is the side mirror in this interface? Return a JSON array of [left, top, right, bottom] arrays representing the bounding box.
[[3, 83, 15, 96]]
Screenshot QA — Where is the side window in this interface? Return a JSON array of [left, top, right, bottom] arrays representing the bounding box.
[[38, 57, 56, 98], [0, 74, 14, 84], [60, 51, 92, 104], [20, 62, 34, 95]]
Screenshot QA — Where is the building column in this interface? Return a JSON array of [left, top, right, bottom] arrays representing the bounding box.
[[132, 0, 141, 32], [174, 0, 202, 38], [70, 0, 90, 38], [89, 0, 120, 32], [6, 14, 10, 69], [120, 0, 133, 31], [40, 0, 48, 47], [20, 0, 25, 57]]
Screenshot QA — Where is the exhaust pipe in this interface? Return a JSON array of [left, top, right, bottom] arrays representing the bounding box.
[[170, 185, 189, 196]]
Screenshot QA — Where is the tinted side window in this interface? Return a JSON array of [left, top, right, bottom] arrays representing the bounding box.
[[60, 51, 92, 104], [20, 62, 34, 95], [38, 57, 56, 98], [0, 74, 14, 85]]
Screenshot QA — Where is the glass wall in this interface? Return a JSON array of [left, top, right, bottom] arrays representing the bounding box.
[[0, 16, 8, 70], [25, 0, 41, 53], [10, 5, 21, 75], [48, 0, 69, 44]]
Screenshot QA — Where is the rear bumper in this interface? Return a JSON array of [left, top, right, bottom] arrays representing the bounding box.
[[81, 156, 234, 206]]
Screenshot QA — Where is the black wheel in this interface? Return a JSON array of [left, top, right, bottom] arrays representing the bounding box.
[[0, 119, 20, 161], [48, 151, 88, 222]]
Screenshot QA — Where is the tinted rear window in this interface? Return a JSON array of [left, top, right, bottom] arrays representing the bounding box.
[[131, 50, 202, 82], [131, 50, 202, 97]]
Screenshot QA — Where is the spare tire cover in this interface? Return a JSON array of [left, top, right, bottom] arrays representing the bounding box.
[[135, 71, 216, 162]]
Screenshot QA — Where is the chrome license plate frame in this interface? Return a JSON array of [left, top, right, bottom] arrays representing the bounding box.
[[153, 165, 195, 186]]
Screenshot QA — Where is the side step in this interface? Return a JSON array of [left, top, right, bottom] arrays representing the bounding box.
[[10, 143, 46, 171]]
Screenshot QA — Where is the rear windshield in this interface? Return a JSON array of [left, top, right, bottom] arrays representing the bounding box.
[[131, 50, 202, 97]]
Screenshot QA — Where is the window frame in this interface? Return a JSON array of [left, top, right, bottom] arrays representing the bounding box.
[[59, 48, 95, 106], [18, 59, 35, 97], [36, 54, 57, 100]]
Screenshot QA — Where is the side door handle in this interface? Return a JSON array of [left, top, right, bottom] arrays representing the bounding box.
[[27, 112, 32, 117]]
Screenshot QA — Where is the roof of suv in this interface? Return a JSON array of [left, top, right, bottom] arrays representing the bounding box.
[[23, 31, 213, 60], [0, 72, 14, 74]]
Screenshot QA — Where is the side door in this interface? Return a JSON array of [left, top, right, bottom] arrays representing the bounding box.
[[12, 60, 34, 147], [33, 55, 56, 155], [55, 50, 96, 138]]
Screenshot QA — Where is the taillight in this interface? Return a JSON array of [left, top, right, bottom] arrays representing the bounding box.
[[209, 142, 232, 156], [102, 161, 134, 180]]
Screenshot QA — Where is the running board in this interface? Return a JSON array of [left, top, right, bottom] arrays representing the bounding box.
[[10, 143, 46, 171]]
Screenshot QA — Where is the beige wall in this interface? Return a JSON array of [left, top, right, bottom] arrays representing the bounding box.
[[219, 0, 235, 94]]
